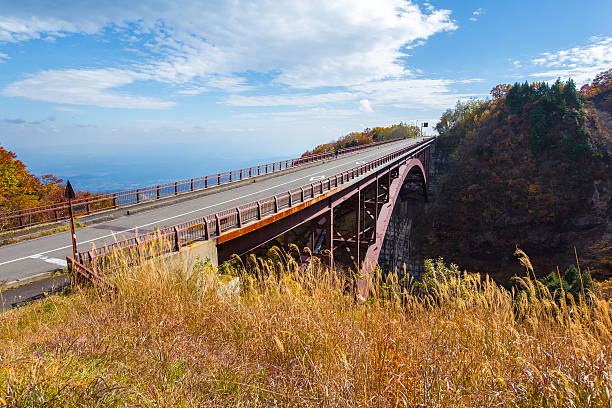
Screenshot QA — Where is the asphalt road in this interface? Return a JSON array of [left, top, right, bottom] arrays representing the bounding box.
[[0, 138, 426, 286]]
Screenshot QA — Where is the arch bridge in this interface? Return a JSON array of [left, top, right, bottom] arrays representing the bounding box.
[[71, 138, 434, 288]]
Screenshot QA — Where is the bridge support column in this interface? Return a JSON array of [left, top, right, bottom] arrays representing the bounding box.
[[326, 201, 334, 268], [166, 238, 219, 270], [355, 186, 361, 269]]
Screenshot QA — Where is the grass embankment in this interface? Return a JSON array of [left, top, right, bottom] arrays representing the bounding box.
[[0, 221, 86, 247], [0, 248, 610, 406]]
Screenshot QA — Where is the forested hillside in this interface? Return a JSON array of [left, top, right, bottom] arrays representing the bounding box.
[[414, 73, 612, 283]]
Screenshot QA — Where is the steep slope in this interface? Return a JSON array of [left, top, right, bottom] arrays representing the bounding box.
[[413, 77, 612, 284]]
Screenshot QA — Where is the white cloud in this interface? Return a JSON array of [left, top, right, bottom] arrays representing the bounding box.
[[225, 77, 480, 110], [469, 8, 484, 22], [54, 106, 83, 112], [531, 37, 612, 84], [3, 68, 175, 109], [1, 0, 458, 108], [0, 13, 117, 43], [359, 99, 373, 112], [226, 92, 357, 107], [0, 52, 9, 62], [176, 75, 254, 95], [353, 78, 480, 109]]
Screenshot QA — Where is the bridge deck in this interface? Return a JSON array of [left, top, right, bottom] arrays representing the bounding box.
[[0, 138, 427, 287]]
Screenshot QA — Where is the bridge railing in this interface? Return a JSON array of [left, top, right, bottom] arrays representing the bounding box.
[[0, 137, 409, 232], [77, 138, 435, 276], [66, 256, 115, 291]]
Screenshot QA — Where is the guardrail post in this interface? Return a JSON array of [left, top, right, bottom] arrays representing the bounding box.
[[257, 201, 262, 219], [136, 189, 140, 204], [287, 191, 292, 207], [218, 174, 221, 185], [300, 187, 304, 202], [135, 236, 142, 259], [215, 214, 221, 236], [237, 208, 242, 228], [156, 185, 160, 199], [204, 218, 210, 240], [274, 196, 278, 212], [190, 179, 194, 191], [230, 172, 232, 182], [174, 182, 178, 195], [112, 193, 117, 208], [174, 226, 181, 251], [86, 199, 91, 214], [249, 168, 252, 177], [54, 209, 59, 220], [86, 250, 94, 268], [205, 177, 208, 188]]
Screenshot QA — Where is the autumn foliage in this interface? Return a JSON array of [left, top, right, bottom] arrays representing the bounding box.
[[580, 68, 612, 100], [304, 123, 421, 156], [415, 76, 612, 282], [0, 145, 92, 216]]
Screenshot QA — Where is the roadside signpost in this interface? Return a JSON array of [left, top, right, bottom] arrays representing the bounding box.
[[65, 180, 78, 261]]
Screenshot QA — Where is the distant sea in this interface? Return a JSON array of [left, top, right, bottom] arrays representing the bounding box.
[[16, 144, 296, 194]]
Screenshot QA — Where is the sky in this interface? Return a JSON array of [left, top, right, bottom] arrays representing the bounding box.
[[1, 0, 612, 177]]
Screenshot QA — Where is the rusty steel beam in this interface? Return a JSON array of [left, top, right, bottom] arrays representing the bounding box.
[[217, 196, 333, 261]]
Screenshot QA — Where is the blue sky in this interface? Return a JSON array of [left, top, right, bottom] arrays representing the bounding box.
[[1, 0, 611, 160]]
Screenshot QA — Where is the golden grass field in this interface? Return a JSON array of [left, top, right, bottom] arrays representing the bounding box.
[[1, 246, 610, 407]]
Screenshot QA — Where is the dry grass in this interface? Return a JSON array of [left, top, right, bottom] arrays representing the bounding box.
[[0, 246, 611, 407]]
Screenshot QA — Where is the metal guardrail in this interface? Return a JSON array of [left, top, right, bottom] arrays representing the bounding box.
[[78, 138, 435, 275], [0, 138, 409, 232], [66, 256, 115, 291]]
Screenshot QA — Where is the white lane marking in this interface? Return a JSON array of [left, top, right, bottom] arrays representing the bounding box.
[[356, 161, 365, 165], [28, 254, 68, 268], [309, 175, 325, 181], [0, 140, 423, 266]]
